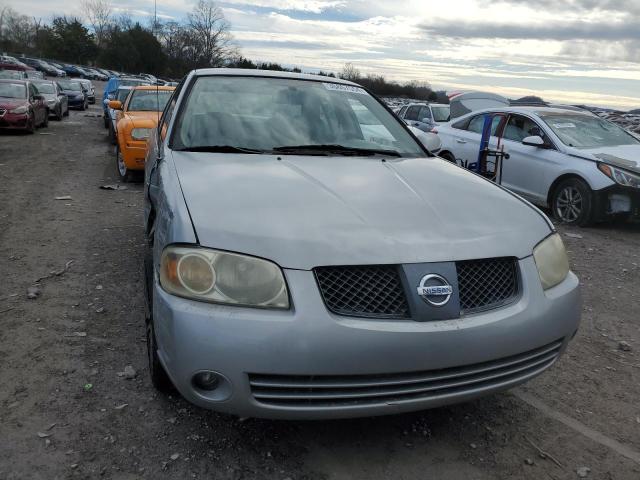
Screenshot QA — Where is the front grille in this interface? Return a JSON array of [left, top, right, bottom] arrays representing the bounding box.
[[249, 339, 563, 408], [315, 258, 518, 319], [315, 265, 410, 319], [456, 257, 518, 314]]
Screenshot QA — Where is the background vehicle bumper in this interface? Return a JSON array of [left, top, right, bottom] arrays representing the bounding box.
[[121, 141, 148, 170], [593, 185, 640, 221], [152, 256, 581, 419], [0, 113, 30, 129]]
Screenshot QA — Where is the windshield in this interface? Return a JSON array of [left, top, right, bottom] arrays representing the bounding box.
[[59, 81, 82, 92], [0, 82, 26, 99], [128, 90, 172, 111], [432, 106, 450, 122], [541, 114, 639, 148], [116, 88, 132, 102], [35, 83, 55, 94], [172, 76, 425, 156], [120, 79, 150, 87], [0, 71, 22, 79]]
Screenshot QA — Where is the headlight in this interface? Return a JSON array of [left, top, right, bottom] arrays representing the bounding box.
[[131, 128, 151, 140], [533, 233, 570, 290], [598, 163, 640, 189], [10, 106, 28, 114], [47, 99, 57, 106], [159, 246, 290, 309]]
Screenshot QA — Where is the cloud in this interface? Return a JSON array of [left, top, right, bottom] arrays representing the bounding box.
[[418, 19, 640, 42]]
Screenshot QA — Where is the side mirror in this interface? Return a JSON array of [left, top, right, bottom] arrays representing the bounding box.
[[107, 93, 115, 100], [522, 135, 545, 147], [108, 100, 123, 110]]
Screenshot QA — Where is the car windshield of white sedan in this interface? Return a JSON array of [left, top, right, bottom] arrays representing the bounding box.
[[172, 76, 425, 157], [128, 90, 172, 112], [0, 83, 26, 98], [541, 114, 639, 148]]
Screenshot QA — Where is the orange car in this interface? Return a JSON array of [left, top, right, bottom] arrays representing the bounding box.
[[109, 85, 175, 181]]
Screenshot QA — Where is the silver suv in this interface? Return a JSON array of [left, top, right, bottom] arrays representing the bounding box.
[[142, 69, 581, 419]]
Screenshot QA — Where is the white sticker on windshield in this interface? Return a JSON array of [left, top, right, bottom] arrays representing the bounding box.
[[323, 83, 368, 95], [553, 123, 576, 129]]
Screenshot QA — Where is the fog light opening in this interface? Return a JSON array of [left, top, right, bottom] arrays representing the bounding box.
[[192, 371, 221, 391]]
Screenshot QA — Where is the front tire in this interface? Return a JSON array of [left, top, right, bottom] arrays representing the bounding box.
[[144, 243, 174, 393], [27, 114, 36, 134], [41, 111, 49, 128], [552, 177, 594, 227], [116, 144, 134, 182]]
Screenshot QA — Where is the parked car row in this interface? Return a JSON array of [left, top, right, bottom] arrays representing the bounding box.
[[0, 77, 95, 132]]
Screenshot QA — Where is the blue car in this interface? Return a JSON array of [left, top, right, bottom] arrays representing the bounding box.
[[57, 80, 88, 110]]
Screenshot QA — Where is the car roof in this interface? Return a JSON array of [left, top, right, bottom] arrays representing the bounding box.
[[461, 105, 595, 118], [192, 68, 359, 86], [131, 85, 175, 91]]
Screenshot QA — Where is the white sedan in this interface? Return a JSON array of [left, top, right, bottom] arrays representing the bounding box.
[[435, 106, 640, 226]]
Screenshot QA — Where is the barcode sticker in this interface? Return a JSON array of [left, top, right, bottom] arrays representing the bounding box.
[[323, 83, 368, 95]]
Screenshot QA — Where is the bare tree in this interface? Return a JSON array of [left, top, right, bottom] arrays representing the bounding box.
[[341, 62, 360, 81], [81, 0, 112, 46], [187, 0, 235, 67]]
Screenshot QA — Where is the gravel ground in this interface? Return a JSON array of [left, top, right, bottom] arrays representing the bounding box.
[[1, 83, 639, 479]]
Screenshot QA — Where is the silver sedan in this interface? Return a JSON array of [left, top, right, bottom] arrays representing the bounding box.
[[142, 69, 581, 419]]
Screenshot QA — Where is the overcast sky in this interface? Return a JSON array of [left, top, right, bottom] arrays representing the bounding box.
[[5, 0, 640, 109]]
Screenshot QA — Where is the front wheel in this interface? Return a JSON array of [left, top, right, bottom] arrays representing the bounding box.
[[116, 144, 134, 182], [41, 111, 49, 128], [144, 244, 174, 393], [552, 177, 594, 227], [27, 114, 36, 134]]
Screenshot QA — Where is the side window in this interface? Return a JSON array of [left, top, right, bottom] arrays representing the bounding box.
[[467, 115, 502, 136], [405, 106, 420, 121], [418, 106, 432, 120], [160, 87, 182, 140], [29, 84, 37, 98], [398, 105, 408, 117], [504, 115, 544, 142]]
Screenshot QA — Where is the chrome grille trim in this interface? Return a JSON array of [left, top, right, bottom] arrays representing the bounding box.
[[249, 339, 563, 408]]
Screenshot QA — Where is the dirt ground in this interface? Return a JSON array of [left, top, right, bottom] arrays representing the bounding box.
[[1, 82, 639, 480]]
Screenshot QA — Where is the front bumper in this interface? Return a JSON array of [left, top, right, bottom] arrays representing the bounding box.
[[121, 140, 148, 170], [67, 97, 85, 108], [593, 185, 640, 221], [0, 112, 30, 129], [153, 256, 581, 419]]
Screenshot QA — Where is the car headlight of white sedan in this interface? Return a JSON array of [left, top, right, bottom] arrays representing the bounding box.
[[160, 246, 290, 309], [598, 163, 640, 189], [533, 233, 570, 290]]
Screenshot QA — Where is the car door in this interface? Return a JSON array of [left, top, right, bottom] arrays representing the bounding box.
[[499, 113, 566, 204], [449, 114, 503, 169], [403, 105, 421, 127], [28, 84, 41, 123]]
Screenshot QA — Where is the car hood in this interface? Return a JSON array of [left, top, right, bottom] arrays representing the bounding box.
[[61, 89, 83, 96], [571, 144, 640, 174], [0, 98, 27, 109], [126, 111, 162, 123], [171, 152, 552, 270]]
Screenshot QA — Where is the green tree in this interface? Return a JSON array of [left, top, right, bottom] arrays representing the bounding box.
[[44, 17, 98, 64]]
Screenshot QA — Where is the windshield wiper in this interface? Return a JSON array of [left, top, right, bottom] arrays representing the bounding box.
[[273, 144, 402, 157], [176, 145, 267, 154]]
